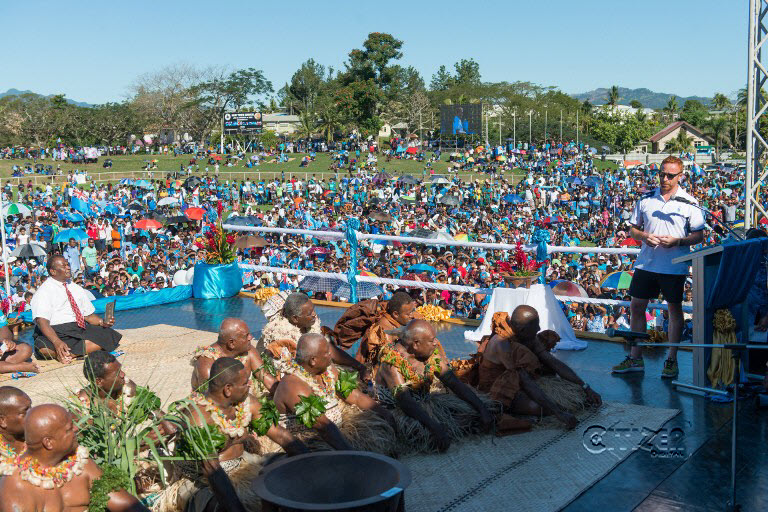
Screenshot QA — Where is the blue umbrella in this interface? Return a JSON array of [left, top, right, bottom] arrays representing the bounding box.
[[63, 212, 85, 223], [408, 264, 438, 274], [105, 204, 121, 215], [54, 228, 89, 243], [584, 177, 602, 187], [135, 180, 152, 189], [501, 194, 525, 204], [119, 178, 134, 185]]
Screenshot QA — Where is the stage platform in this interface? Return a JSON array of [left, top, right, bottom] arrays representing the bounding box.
[[10, 296, 768, 512]]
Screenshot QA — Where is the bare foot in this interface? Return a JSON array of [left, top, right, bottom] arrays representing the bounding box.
[[18, 362, 39, 373]]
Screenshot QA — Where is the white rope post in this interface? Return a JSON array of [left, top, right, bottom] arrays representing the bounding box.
[[0, 180, 9, 296]]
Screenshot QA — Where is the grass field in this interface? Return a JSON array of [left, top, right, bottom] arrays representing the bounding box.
[[0, 152, 616, 187]]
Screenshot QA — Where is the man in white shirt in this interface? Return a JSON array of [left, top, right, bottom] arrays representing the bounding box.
[[612, 156, 705, 378], [30, 256, 121, 363]]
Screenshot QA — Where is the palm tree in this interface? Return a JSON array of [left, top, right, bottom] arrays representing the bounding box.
[[663, 96, 679, 121], [705, 115, 730, 158], [712, 92, 731, 112], [318, 105, 342, 143], [298, 110, 317, 140], [664, 130, 693, 154], [606, 86, 620, 107]]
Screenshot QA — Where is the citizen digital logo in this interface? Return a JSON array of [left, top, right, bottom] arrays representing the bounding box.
[[582, 424, 687, 459]]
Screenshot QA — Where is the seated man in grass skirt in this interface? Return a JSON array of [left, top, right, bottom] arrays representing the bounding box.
[[0, 404, 149, 512], [31, 256, 121, 363], [191, 318, 278, 395], [466, 307, 602, 430], [374, 319, 504, 453], [0, 386, 31, 475], [273, 333, 396, 454], [154, 357, 308, 512], [259, 292, 369, 379]]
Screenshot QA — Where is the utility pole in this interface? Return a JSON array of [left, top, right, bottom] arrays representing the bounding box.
[[529, 111, 532, 145], [544, 109, 548, 142], [560, 110, 563, 142], [220, 115, 224, 154], [513, 111, 516, 148], [496, 117, 503, 146], [576, 109, 579, 146], [484, 105, 489, 147]]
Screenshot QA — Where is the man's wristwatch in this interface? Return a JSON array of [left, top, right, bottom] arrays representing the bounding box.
[[582, 382, 590, 391]]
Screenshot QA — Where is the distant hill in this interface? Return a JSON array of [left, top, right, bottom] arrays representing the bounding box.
[[571, 87, 712, 109], [0, 88, 92, 108]]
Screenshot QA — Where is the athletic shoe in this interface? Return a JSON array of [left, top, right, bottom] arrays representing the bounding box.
[[612, 356, 645, 374], [661, 359, 679, 379]]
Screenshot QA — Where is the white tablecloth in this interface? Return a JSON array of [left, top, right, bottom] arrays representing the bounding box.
[[464, 285, 587, 350]]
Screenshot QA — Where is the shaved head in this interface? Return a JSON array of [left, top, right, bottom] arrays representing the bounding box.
[[402, 319, 436, 345], [510, 305, 538, 329], [24, 404, 70, 447], [218, 317, 247, 343], [0, 386, 30, 412], [295, 333, 327, 365]]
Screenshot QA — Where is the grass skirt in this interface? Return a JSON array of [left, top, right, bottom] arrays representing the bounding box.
[[151, 452, 267, 512], [535, 375, 587, 414]]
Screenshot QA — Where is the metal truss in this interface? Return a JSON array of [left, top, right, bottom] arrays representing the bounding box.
[[746, 0, 768, 229]]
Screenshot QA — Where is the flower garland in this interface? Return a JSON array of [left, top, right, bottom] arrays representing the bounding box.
[[190, 393, 252, 439], [0, 435, 20, 476], [191, 345, 248, 366], [283, 360, 338, 402], [379, 344, 442, 391], [18, 446, 89, 489]]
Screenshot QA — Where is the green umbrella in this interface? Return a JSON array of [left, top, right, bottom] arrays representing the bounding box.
[[2, 203, 32, 217]]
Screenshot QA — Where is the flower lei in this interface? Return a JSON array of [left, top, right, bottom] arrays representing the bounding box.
[[190, 392, 252, 439], [192, 345, 248, 366], [284, 360, 337, 401], [380, 343, 442, 391], [0, 435, 20, 476], [18, 446, 89, 489]]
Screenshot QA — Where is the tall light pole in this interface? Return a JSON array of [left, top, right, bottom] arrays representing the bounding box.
[[560, 110, 563, 142], [496, 117, 503, 146], [544, 109, 548, 142], [576, 109, 579, 146]]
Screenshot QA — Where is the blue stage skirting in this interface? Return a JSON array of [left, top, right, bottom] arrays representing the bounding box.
[[19, 285, 193, 323], [192, 262, 243, 299]]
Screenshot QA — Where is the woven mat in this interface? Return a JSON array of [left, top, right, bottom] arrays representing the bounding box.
[[4, 325, 216, 405], [402, 402, 679, 512]]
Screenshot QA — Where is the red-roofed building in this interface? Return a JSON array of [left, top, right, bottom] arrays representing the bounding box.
[[649, 121, 713, 153]]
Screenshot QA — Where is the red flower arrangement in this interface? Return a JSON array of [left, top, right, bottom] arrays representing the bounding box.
[[511, 239, 547, 276], [202, 207, 236, 265]]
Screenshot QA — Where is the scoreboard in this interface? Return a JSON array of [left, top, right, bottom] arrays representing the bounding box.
[[223, 112, 263, 134]]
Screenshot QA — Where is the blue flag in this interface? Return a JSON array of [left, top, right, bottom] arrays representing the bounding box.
[[70, 196, 90, 215]]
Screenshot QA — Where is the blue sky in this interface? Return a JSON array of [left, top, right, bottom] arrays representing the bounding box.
[[0, 0, 747, 104]]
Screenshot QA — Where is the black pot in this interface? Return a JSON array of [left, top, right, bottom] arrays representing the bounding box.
[[254, 451, 412, 512]]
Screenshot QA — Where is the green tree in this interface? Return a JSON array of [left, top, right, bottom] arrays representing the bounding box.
[[430, 65, 454, 91], [679, 99, 708, 128], [705, 115, 730, 158], [663, 96, 679, 121], [630, 99, 643, 109], [712, 92, 731, 111], [287, 59, 326, 113], [606, 86, 620, 106], [453, 58, 481, 86], [335, 79, 382, 136], [664, 129, 694, 154]]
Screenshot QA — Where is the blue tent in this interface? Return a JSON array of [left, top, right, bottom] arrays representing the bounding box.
[[501, 194, 525, 204], [408, 264, 438, 274]]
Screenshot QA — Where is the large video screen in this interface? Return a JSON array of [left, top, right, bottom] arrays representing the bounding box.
[[440, 104, 481, 136], [223, 112, 263, 134]]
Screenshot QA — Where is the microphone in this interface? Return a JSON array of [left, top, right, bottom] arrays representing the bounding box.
[[671, 196, 744, 241], [605, 328, 650, 340]]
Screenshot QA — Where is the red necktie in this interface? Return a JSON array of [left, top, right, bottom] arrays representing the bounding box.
[[64, 283, 86, 329]]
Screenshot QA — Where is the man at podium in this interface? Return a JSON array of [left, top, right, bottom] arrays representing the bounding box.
[[612, 156, 705, 378]]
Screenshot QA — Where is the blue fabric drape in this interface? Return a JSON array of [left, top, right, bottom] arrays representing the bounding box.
[[192, 261, 243, 299], [531, 227, 551, 285], [707, 238, 768, 309], [345, 218, 361, 303]]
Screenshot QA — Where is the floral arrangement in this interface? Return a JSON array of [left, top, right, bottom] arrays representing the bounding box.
[[511, 239, 546, 276], [196, 202, 236, 264], [417, 304, 452, 322]]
